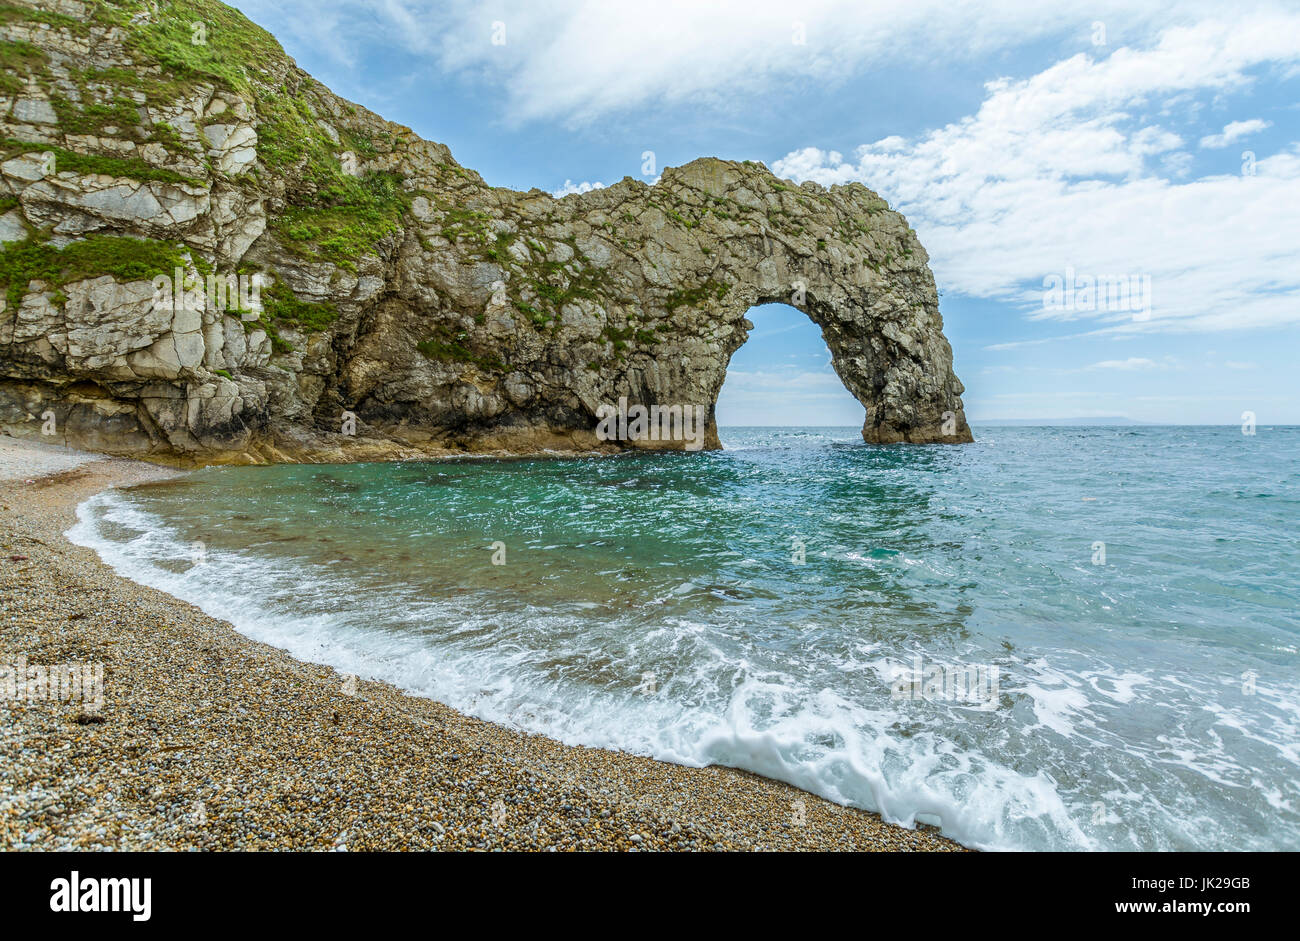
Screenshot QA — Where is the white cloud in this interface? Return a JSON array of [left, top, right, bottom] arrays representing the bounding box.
[[1199, 119, 1272, 149], [771, 10, 1300, 336], [552, 179, 605, 197], [241, 0, 1241, 125], [719, 368, 847, 395]]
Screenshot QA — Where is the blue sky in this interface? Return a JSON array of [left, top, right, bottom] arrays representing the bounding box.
[[237, 0, 1298, 424]]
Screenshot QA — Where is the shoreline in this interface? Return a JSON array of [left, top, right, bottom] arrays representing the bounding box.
[[0, 438, 966, 851]]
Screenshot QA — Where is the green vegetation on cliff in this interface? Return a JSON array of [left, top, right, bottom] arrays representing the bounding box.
[[249, 278, 339, 352], [256, 81, 408, 268], [0, 234, 186, 307], [417, 326, 509, 373], [259, 278, 338, 332], [273, 169, 407, 269], [1, 139, 202, 187], [6, 1, 407, 271], [96, 0, 285, 98], [0, 37, 46, 94], [666, 280, 730, 313]]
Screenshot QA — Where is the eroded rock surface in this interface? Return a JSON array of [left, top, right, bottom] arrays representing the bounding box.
[[0, 0, 971, 463]]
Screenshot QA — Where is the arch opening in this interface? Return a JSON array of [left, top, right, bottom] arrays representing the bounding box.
[[715, 303, 865, 434]]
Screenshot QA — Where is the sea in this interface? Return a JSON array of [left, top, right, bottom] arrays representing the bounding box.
[[67, 425, 1300, 851]]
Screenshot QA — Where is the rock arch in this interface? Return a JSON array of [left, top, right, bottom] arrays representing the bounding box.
[[418, 156, 974, 452], [337, 157, 973, 456]]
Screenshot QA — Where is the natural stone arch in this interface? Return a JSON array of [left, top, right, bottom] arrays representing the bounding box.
[[714, 233, 972, 446], [335, 156, 972, 456], [467, 156, 975, 452]]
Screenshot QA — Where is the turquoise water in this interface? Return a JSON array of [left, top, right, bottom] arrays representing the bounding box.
[[69, 426, 1300, 850]]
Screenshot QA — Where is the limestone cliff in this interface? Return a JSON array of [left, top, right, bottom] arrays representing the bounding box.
[[0, 0, 972, 464]]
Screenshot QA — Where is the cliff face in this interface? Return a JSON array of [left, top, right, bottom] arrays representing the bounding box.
[[0, 0, 972, 464]]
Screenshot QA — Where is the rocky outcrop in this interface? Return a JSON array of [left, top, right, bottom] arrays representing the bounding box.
[[0, 0, 970, 464]]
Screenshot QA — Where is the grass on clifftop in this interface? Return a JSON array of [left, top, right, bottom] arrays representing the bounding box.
[[91, 0, 287, 99], [3, 2, 282, 101], [0, 234, 187, 307]]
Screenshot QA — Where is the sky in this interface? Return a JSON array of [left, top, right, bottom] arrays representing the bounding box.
[[235, 0, 1299, 425]]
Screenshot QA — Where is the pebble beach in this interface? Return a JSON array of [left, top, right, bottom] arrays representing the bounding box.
[[0, 437, 965, 852]]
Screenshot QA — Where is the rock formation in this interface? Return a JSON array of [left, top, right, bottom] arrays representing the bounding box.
[[0, 0, 972, 464]]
